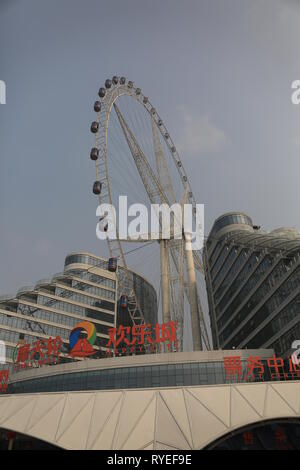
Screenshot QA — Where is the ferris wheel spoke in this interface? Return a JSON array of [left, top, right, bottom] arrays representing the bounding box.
[[152, 118, 177, 204]]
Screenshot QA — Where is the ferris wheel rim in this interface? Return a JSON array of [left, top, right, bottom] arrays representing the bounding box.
[[93, 79, 199, 224]]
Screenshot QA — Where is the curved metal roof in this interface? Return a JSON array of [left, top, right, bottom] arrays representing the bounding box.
[[0, 380, 299, 449]]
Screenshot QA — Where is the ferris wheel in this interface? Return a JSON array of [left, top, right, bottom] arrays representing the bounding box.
[[89, 76, 211, 351]]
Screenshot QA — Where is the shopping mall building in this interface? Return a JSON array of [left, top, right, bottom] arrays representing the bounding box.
[[0, 250, 300, 450], [0, 349, 300, 449]]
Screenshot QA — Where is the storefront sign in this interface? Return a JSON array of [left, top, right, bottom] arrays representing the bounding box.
[[223, 354, 300, 381], [105, 321, 178, 356], [69, 321, 97, 357], [13, 336, 63, 371]]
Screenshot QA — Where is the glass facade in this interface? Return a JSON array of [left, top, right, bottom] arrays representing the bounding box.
[[210, 213, 253, 238], [7, 359, 274, 395], [66, 253, 157, 325], [204, 213, 300, 356], [65, 254, 108, 270], [206, 420, 300, 450], [0, 252, 158, 372], [0, 430, 60, 450]]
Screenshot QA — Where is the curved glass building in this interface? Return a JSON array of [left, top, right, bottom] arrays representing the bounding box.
[[0, 252, 158, 371], [204, 212, 300, 356], [6, 348, 275, 395]]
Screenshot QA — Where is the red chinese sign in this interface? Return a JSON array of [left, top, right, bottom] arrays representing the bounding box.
[[223, 354, 300, 382], [13, 336, 63, 371], [105, 321, 178, 356], [243, 431, 254, 446], [273, 426, 293, 450], [0, 370, 9, 393]]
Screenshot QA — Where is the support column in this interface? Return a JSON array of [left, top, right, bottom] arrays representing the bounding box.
[[160, 240, 170, 325], [185, 232, 202, 351]]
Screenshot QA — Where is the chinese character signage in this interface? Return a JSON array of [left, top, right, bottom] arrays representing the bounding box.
[[13, 336, 63, 371], [105, 321, 178, 356], [223, 354, 300, 382]]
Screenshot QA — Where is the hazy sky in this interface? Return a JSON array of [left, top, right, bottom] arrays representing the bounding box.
[[1, 0, 300, 295]]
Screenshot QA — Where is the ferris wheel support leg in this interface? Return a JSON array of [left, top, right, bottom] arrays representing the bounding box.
[[160, 239, 171, 352], [185, 232, 203, 351]]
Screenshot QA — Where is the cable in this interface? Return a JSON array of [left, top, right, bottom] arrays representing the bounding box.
[[122, 241, 155, 257]]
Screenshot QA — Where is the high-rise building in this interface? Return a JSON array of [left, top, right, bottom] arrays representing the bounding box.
[[204, 212, 300, 356], [0, 251, 158, 371]]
